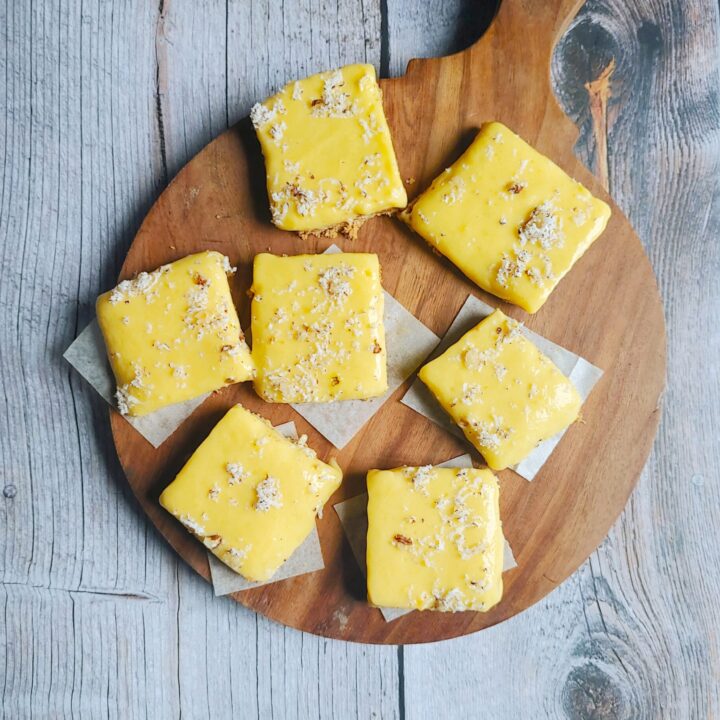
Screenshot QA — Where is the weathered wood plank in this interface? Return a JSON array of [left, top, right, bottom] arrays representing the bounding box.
[[0, 0, 167, 595], [384, 0, 498, 77], [403, 1, 720, 717], [0, 584, 179, 719], [1, 0, 400, 717]]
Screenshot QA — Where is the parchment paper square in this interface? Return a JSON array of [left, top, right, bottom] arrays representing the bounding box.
[[63, 319, 209, 448], [401, 295, 604, 481]]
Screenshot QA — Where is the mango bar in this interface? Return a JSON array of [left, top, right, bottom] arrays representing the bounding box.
[[251, 252, 387, 403], [96, 251, 254, 416], [250, 64, 407, 236], [160, 404, 342, 582], [418, 309, 581, 470], [366, 466, 504, 612], [400, 122, 611, 313]]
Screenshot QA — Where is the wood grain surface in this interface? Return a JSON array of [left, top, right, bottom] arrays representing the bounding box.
[[1, 0, 718, 716], [111, 0, 666, 645]]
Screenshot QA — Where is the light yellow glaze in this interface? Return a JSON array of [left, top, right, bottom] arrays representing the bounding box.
[[418, 309, 582, 470], [251, 64, 407, 232], [251, 252, 387, 402], [366, 466, 503, 612], [96, 251, 254, 416], [400, 122, 611, 313], [159, 404, 343, 582]]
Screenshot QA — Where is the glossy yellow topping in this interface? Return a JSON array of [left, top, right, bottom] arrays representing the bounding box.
[[251, 252, 387, 402], [96, 251, 254, 416], [366, 466, 503, 612], [401, 122, 611, 313], [159, 404, 342, 582], [251, 64, 407, 233], [418, 309, 582, 470]]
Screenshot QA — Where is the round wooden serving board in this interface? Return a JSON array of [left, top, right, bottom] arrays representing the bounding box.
[[111, 0, 666, 644]]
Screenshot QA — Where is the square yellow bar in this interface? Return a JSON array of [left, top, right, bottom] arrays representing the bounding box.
[[251, 64, 407, 235], [159, 404, 342, 582], [96, 251, 254, 416], [251, 252, 387, 403], [366, 466, 504, 612], [400, 122, 611, 313], [418, 309, 581, 470]]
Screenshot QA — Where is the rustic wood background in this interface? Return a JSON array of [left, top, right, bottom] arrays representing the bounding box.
[[1, 0, 718, 717]]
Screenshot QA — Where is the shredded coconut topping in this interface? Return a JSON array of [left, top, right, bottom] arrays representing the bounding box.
[[358, 114, 379, 143], [169, 363, 188, 379], [441, 177, 465, 205], [318, 263, 355, 303], [178, 514, 205, 536], [269, 121, 287, 145], [250, 102, 275, 129], [221, 255, 236, 275], [115, 384, 139, 415], [255, 475, 282, 511], [518, 201, 565, 250], [109, 265, 170, 305], [310, 70, 356, 118], [404, 465, 434, 495], [226, 463, 248, 485]]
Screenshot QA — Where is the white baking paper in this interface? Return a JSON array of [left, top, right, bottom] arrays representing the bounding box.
[[289, 245, 440, 449], [334, 454, 517, 623], [207, 421, 326, 596], [63, 319, 209, 448], [401, 295, 604, 481]]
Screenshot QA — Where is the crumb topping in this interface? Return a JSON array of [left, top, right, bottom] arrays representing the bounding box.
[[109, 264, 170, 305], [255, 475, 282, 512], [318, 263, 355, 303], [250, 99, 285, 130], [226, 462, 249, 485], [310, 70, 357, 118], [178, 514, 206, 536], [359, 113, 379, 143], [518, 201, 565, 250], [114, 363, 148, 414], [441, 177, 465, 205], [404, 465, 434, 495]]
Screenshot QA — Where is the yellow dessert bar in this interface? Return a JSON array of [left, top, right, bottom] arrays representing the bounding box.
[[160, 404, 342, 582], [251, 252, 387, 403], [366, 466, 504, 612], [250, 64, 407, 235], [418, 309, 581, 470], [400, 121, 611, 313], [96, 251, 254, 417]]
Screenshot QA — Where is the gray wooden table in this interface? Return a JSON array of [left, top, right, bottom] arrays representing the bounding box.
[[2, 1, 719, 718]]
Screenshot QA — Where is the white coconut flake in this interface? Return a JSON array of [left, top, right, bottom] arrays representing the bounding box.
[[250, 102, 275, 129], [518, 201, 565, 250], [255, 475, 282, 511], [404, 465, 434, 495], [318, 264, 355, 303], [226, 462, 248, 485]]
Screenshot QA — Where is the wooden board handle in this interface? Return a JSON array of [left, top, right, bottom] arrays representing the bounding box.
[[404, 0, 586, 82], [491, 0, 586, 58]]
